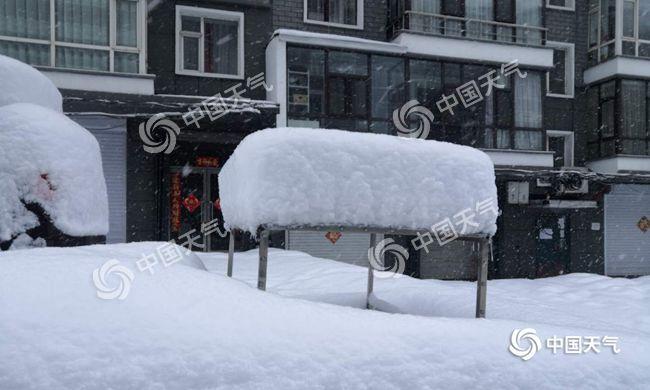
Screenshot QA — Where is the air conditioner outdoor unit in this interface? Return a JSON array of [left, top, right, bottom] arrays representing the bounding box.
[[561, 179, 589, 194]]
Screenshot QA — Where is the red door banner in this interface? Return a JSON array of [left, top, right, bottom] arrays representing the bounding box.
[[196, 156, 219, 168], [170, 173, 182, 232]]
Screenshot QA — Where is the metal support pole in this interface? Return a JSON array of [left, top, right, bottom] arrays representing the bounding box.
[[257, 229, 269, 291], [475, 238, 489, 318], [227, 230, 235, 277], [366, 233, 377, 309]]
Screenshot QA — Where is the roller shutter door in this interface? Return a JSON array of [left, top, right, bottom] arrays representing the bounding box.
[[604, 184, 650, 276], [71, 116, 127, 244], [286, 231, 372, 266]]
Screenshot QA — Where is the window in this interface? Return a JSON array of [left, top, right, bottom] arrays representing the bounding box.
[[546, 131, 574, 167], [305, 0, 363, 29], [175, 6, 244, 78], [620, 0, 650, 58], [485, 71, 543, 150], [546, 0, 575, 11], [0, 0, 144, 73], [327, 51, 368, 118], [516, 0, 543, 45], [371, 56, 405, 120], [546, 42, 575, 98], [288, 47, 325, 116], [587, 80, 650, 158]]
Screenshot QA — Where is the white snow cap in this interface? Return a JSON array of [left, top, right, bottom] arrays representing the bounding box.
[[219, 128, 498, 234], [0, 54, 62, 112], [0, 103, 108, 240]]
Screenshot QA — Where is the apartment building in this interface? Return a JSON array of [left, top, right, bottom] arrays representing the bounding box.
[[1, 0, 648, 277]]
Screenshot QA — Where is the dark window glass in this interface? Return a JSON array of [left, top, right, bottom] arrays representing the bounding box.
[[204, 19, 239, 75], [329, 51, 368, 76], [409, 59, 442, 112], [549, 48, 567, 95], [287, 47, 325, 116], [328, 78, 346, 115], [548, 136, 566, 167], [371, 56, 404, 119], [623, 1, 635, 38], [443, 0, 465, 17], [350, 79, 368, 117], [307, 0, 358, 25], [640, 0, 650, 40], [600, 0, 616, 42], [495, 0, 515, 22], [620, 80, 647, 140]]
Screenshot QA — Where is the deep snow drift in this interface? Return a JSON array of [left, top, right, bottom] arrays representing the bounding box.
[[219, 128, 498, 234], [0, 103, 108, 241], [1, 243, 648, 389], [0, 54, 62, 112]]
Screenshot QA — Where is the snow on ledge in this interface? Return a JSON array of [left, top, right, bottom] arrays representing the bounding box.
[[219, 128, 498, 235]]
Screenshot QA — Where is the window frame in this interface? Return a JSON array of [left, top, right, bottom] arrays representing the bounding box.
[[545, 0, 575, 11], [546, 41, 575, 98], [0, 0, 146, 74], [175, 5, 245, 79], [303, 0, 364, 30], [546, 130, 575, 166]]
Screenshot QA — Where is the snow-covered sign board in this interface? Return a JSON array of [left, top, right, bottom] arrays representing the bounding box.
[[219, 127, 498, 234]]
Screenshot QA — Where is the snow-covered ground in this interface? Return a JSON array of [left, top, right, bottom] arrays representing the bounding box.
[[1, 243, 648, 389]]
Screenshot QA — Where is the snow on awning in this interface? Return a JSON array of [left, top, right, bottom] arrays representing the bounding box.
[[219, 128, 498, 235]]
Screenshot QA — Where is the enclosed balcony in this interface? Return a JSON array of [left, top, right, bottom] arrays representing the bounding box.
[[388, 0, 547, 46], [387, 0, 552, 68]]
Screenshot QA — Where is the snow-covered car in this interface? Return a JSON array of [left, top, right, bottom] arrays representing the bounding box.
[[0, 55, 108, 250]]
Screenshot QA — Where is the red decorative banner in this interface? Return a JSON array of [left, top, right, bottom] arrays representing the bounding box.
[[325, 231, 342, 244], [196, 156, 219, 168], [170, 173, 182, 232], [183, 193, 201, 213]]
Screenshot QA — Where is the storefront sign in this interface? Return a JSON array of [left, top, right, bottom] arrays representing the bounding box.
[[196, 156, 219, 168], [170, 173, 182, 232]]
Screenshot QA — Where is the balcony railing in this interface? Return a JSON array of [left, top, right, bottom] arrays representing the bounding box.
[[391, 10, 547, 47]]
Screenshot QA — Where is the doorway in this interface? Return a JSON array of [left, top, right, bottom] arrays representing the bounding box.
[[535, 214, 570, 277], [169, 166, 228, 252]]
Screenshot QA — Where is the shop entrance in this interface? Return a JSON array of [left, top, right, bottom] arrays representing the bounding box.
[[169, 165, 228, 252]]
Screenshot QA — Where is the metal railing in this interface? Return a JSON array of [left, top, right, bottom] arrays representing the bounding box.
[[393, 10, 547, 47]]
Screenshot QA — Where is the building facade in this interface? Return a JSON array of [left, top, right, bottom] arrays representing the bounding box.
[[1, 0, 648, 277]]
